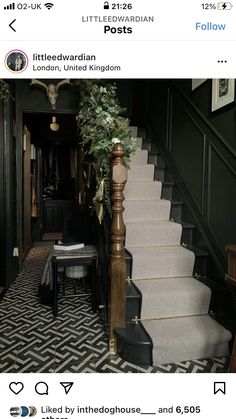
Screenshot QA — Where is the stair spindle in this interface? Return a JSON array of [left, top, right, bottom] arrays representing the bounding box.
[[109, 142, 127, 353]]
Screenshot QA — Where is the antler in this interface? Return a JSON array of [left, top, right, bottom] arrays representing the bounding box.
[[55, 79, 71, 91], [30, 79, 48, 91], [30, 79, 71, 110]]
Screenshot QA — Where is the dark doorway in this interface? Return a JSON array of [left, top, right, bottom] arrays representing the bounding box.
[[23, 112, 79, 244]]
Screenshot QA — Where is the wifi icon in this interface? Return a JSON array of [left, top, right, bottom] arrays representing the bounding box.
[[44, 2, 54, 9]]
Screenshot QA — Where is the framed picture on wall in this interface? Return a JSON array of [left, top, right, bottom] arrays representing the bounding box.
[[211, 79, 235, 111], [192, 79, 207, 90]]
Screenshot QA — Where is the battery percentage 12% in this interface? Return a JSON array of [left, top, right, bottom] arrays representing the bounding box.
[[201, 2, 233, 9]]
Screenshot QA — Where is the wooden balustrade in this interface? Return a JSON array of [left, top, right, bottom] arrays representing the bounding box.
[[109, 142, 127, 353], [225, 245, 236, 372]]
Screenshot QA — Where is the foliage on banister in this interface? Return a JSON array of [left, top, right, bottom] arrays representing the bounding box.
[[76, 80, 137, 221]]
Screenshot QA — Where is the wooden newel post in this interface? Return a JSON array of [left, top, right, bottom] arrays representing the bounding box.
[[109, 142, 127, 353]]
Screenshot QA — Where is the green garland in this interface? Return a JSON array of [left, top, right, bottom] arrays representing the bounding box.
[[76, 80, 137, 217]]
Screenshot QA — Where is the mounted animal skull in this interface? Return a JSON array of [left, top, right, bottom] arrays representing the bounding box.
[[30, 79, 71, 109]]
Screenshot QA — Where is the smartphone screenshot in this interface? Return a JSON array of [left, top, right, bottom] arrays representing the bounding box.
[[0, 1, 235, 418]]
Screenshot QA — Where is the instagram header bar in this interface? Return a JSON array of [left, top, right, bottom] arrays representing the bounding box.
[[0, 0, 236, 41]]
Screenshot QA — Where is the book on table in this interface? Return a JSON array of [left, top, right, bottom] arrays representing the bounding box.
[[53, 242, 84, 251]]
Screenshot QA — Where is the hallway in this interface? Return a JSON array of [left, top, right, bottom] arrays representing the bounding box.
[[0, 242, 230, 373]]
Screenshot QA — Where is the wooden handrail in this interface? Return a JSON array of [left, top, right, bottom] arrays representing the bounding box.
[[109, 142, 127, 353], [225, 245, 236, 372]]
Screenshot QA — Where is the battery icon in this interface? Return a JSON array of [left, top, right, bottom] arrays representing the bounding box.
[[217, 2, 233, 9]]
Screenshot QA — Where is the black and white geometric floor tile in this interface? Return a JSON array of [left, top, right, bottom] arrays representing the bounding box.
[[0, 242, 230, 374]]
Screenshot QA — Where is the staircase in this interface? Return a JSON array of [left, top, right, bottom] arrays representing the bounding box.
[[115, 127, 232, 366]]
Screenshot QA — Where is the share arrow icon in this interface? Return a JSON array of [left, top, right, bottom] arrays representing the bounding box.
[[60, 382, 74, 395]]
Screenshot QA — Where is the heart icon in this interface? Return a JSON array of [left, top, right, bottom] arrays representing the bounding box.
[[9, 382, 24, 395]]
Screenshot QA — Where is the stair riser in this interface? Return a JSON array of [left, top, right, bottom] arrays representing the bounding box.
[[131, 250, 195, 280], [124, 201, 170, 222], [128, 165, 154, 181], [135, 279, 211, 319], [126, 223, 182, 247], [130, 150, 148, 165], [124, 182, 162, 201]]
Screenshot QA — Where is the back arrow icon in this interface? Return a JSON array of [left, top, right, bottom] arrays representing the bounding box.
[[9, 19, 16, 32]]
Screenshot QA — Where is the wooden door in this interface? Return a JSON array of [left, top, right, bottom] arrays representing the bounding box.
[[22, 126, 31, 258]]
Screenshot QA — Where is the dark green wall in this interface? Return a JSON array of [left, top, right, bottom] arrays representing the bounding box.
[[175, 79, 236, 151], [146, 79, 236, 278]]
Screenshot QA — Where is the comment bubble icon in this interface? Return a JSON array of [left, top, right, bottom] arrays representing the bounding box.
[[35, 381, 49, 395]]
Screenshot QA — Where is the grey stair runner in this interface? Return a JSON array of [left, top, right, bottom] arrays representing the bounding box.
[[125, 130, 231, 365]]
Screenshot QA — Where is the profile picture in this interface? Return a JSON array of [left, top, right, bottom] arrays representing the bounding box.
[[5, 50, 28, 73], [10, 406, 21, 417], [20, 406, 29, 417], [29, 406, 37, 417]]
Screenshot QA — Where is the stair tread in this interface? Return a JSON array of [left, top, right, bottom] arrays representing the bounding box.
[[128, 245, 195, 254], [125, 197, 165, 201], [130, 165, 154, 170], [126, 220, 181, 226], [133, 276, 210, 288], [142, 315, 231, 346], [125, 179, 161, 183], [125, 198, 169, 202], [142, 315, 231, 364]]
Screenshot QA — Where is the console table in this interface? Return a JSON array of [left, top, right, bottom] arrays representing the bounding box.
[[44, 245, 97, 317]]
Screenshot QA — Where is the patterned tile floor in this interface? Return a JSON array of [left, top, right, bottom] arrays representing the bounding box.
[[0, 243, 230, 373]]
